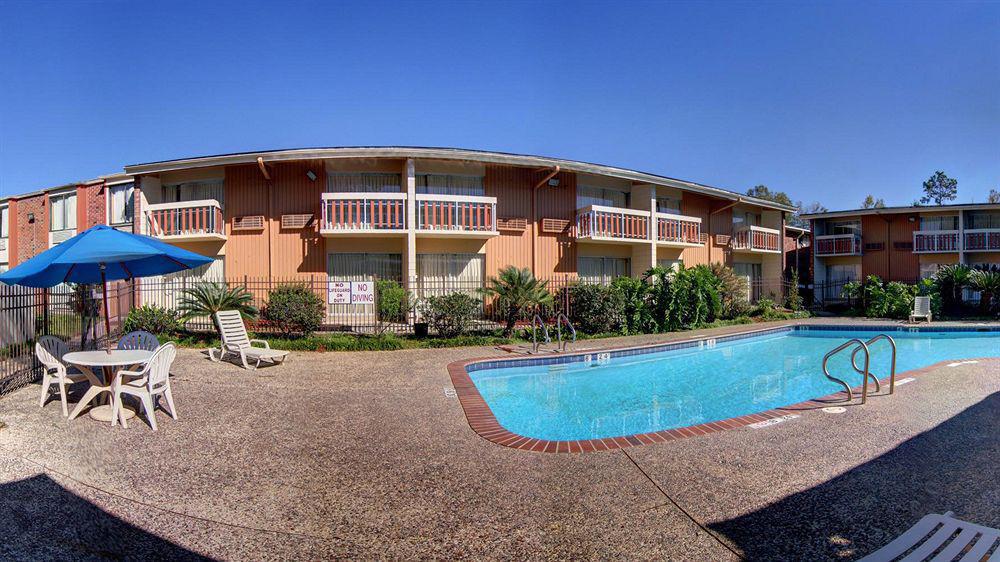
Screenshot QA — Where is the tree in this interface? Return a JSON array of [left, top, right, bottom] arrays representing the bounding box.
[[988, 189, 1000, 204], [919, 171, 958, 205], [862, 195, 886, 209], [480, 266, 553, 336], [178, 282, 259, 333], [745, 185, 795, 208]]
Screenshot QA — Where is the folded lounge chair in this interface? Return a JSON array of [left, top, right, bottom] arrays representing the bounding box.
[[859, 512, 999, 561], [909, 296, 933, 323], [209, 310, 289, 369]]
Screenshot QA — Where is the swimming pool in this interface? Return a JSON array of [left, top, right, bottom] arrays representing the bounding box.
[[464, 326, 1000, 442]]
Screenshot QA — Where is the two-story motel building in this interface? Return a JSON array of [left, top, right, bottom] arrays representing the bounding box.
[[804, 203, 1000, 300], [2, 148, 796, 300]]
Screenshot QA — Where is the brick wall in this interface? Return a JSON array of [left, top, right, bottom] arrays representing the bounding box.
[[14, 193, 48, 263], [81, 182, 106, 229]]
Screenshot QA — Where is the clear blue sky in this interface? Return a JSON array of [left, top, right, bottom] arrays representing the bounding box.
[[1, 1, 997, 210]]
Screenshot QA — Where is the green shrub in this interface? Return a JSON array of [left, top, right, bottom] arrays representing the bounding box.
[[419, 292, 480, 337], [178, 282, 259, 333], [916, 278, 943, 317], [969, 265, 1000, 316], [569, 283, 624, 334], [481, 266, 554, 337], [262, 284, 325, 336], [657, 265, 722, 331], [123, 305, 180, 335], [934, 264, 973, 315], [376, 280, 411, 323], [710, 264, 751, 319], [610, 276, 654, 334], [785, 269, 804, 312]]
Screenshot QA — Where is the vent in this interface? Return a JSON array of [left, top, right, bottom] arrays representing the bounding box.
[[281, 214, 314, 229], [894, 241, 913, 251], [497, 217, 527, 231], [715, 234, 731, 246], [233, 215, 265, 231], [864, 242, 884, 252], [541, 218, 569, 233]]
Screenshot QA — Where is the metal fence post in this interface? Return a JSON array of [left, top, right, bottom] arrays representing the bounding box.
[[42, 287, 49, 337]]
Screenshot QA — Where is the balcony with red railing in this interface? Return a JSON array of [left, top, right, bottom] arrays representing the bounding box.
[[415, 194, 497, 237], [913, 230, 960, 253], [814, 234, 862, 256], [731, 225, 781, 253], [320, 193, 407, 236], [655, 213, 703, 246], [575, 205, 650, 243], [145, 200, 225, 242], [963, 229, 1000, 252]]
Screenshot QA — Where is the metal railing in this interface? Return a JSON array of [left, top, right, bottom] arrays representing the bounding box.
[[321, 192, 406, 232], [963, 229, 1000, 252], [415, 194, 496, 233], [146, 199, 224, 238], [555, 313, 576, 352], [731, 225, 781, 252], [655, 213, 702, 244], [576, 205, 649, 241], [531, 314, 551, 353], [913, 230, 961, 253], [823, 338, 872, 403], [814, 234, 862, 256], [850, 334, 897, 395]]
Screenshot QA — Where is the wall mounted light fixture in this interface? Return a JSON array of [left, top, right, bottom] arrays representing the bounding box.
[[306, 171, 317, 181]]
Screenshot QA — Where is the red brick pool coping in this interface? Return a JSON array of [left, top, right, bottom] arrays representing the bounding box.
[[447, 325, 999, 453]]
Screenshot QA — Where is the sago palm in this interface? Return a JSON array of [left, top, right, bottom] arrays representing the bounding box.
[[969, 265, 1000, 316], [480, 267, 553, 337], [933, 264, 972, 315], [178, 282, 259, 332]]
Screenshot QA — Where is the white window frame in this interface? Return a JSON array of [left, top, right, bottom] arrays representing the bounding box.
[[49, 190, 77, 232], [106, 181, 135, 225], [0, 204, 8, 239]]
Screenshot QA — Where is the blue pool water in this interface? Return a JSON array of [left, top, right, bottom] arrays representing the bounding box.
[[469, 328, 1000, 441]]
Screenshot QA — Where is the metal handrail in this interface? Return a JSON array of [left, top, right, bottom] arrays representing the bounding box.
[[531, 315, 551, 353], [555, 313, 576, 352], [822, 338, 872, 403], [850, 334, 897, 395]]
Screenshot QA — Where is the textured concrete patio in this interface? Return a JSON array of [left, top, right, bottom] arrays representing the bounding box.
[[0, 319, 997, 560]]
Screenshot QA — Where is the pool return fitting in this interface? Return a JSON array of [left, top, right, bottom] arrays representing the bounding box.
[[822, 334, 897, 404]]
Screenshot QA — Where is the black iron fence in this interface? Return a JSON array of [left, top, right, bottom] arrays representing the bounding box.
[[0, 282, 134, 398]]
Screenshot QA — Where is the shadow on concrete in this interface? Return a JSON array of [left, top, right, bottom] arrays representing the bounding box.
[[0, 473, 212, 561], [710, 391, 1000, 561]]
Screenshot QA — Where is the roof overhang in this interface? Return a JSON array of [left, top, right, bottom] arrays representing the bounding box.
[[802, 202, 1000, 221], [123, 146, 797, 212]]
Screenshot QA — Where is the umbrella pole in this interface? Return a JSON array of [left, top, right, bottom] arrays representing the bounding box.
[[100, 264, 112, 353]]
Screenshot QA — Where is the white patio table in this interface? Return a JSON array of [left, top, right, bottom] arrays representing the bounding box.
[[64, 349, 152, 423]]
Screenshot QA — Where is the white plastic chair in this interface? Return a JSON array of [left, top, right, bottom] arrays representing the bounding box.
[[209, 310, 288, 369], [110, 343, 178, 430], [909, 296, 932, 323], [859, 511, 999, 561], [117, 331, 160, 351], [36, 336, 93, 417]]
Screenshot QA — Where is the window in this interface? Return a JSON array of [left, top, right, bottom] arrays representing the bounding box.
[[50, 192, 77, 232], [734, 262, 762, 300], [577, 185, 628, 209], [655, 196, 681, 215], [578, 256, 630, 284], [327, 173, 401, 193], [825, 263, 861, 300], [656, 258, 683, 272], [733, 211, 761, 228], [327, 253, 402, 282], [107, 182, 135, 225], [162, 180, 224, 206], [919, 215, 958, 231], [966, 211, 1000, 230], [416, 174, 484, 197], [0, 205, 7, 239], [827, 220, 861, 236], [416, 254, 485, 298]]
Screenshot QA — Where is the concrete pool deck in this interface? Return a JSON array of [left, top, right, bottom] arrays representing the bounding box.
[[0, 318, 997, 560]]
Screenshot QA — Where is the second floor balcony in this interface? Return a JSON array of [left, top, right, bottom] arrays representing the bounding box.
[[815, 234, 862, 257], [415, 194, 498, 237], [964, 229, 1000, 252], [731, 225, 781, 254], [655, 213, 703, 246], [145, 200, 225, 242], [321, 193, 406, 236], [576, 205, 650, 244], [913, 230, 960, 253]]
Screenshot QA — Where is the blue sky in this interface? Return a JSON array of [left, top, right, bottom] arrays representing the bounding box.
[[1, 1, 997, 210]]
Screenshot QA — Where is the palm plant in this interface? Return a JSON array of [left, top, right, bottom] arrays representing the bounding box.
[[969, 265, 1000, 316], [178, 282, 259, 333], [480, 266, 553, 337], [933, 264, 972, 316]]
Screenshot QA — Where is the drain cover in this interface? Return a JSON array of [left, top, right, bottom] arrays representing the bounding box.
[[822, 407, 847, 414]]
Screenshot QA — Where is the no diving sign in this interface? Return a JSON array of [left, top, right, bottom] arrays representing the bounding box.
[[328, 281, 375, 305]]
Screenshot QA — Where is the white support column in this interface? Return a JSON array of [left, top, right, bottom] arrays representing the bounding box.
[[630, 184, 657, 276], [404, 159, 417, 287], [958, 210, 966, 264]]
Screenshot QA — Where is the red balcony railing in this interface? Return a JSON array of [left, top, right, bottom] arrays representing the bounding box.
[[415, 195, 496, 233], [146, 200, 223, 238], [321, 193, 406, 232], [814, 234, 862, 256], [655, 213, 702, 244], [963, 229, 1000, 252], [576, 205, 649, 241], [732, 226, 781, 253], [913, 230, 960, 253]]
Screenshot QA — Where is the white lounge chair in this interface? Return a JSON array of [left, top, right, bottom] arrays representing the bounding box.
[[859, 511, 999, 561], [36, 336, 93, 417], [209, 310, 289, 369], [111, 342, 178, 430], [909, 296, 932, 323]]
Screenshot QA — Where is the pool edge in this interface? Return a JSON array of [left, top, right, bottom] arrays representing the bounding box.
[[447, 322, 1000, 453]]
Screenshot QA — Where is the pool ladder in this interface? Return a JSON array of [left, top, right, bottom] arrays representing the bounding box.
[[555, 313, 576, 352], [822, 334, 897, 404], [530, 314, 577, 353], [531, 315, 551, 353]]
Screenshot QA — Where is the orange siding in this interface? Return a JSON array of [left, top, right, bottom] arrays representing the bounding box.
[[680, 193, 712, 266], [861, 214, 919, 281], [483, 165, 533, 277], [224, 164, 270, 279], [534, 170, 577, 276], [267, 161, 326, 279]]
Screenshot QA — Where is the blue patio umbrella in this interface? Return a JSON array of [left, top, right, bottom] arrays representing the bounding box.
[[0, 225, 212, 346]]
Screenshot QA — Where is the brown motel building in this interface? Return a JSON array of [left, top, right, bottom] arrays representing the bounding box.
[[803, 203, 1000, 301], [0, 147, 800, 302]]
